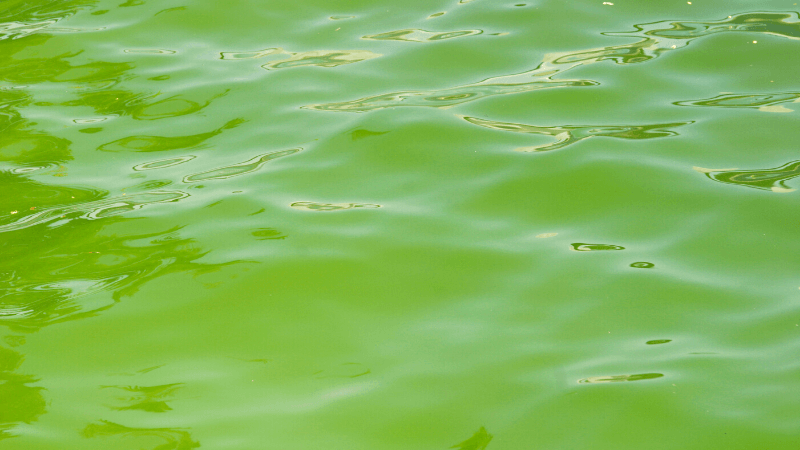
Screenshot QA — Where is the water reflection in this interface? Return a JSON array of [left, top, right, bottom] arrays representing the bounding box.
[[133, 156, 196, 171], [460, 116, 691, 152], [182, 148, 301, 182], [0, 188, 189, 232], [0, 218, 240, 332], [220, 48, 283, 60], [305, 79, 595, 112], [220, 47, 380, 69], [694, 161, 800, 192], [99, 118, 245, 152], [0, 1, 96, 41], [82, 420, 200, 449], [0, 345, 46, 440], [102, 383, 184, 412], [676, 92, 800, 113], [263, 50, 381, 70], [0, 1, 252, 443], [0, 89, 73, 166], [290, 201, 381, 211], [451, 427, 493, 450], [571, 243, 625, 251], [578, 373, 663, 383], [0, 172, 106, 223], [363, 29, 482, 42], [306, 12, 800, 112]]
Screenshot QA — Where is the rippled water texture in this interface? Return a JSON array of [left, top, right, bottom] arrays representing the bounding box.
[[2, 1, 800, 449]]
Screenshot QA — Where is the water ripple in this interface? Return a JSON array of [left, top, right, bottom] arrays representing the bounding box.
[[99, 118, 245, 152], [676, 92, 800, 113], [306, 12, 800, 112], [0, 190, 189, 233], [220, 48, 381, 69], [460, 115, 692, 152], [570, 243, 625, 251], [0, 19, 61, 40], [290, 202, 381, 211], [578, 373, 663, 384], [262, 50, 381, 70], [362, 28, 483, 42], [304, 80, 595, 112], [133, 155, 196, 171], [694, 161, 800, 193], [182, 148, 301, 183]]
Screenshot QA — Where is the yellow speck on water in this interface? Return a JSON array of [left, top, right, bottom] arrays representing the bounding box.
[[753, 40, 757, 44], [602, 1, 613, 4], [536, 233, 558, 238], [687, 1, 691, 4], [10, 211, 17, 214]]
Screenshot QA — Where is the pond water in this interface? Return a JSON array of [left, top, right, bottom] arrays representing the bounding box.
[[2, 1, 800, 449]]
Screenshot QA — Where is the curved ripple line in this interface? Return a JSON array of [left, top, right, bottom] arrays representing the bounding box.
[[219, 48, 283, 60], [305, 80, 595, 112], [362, 29, 482, 42], [578, 373, 663, 384], [133, 155, 196, 171], [290, 202, 381, 211], [0, 275, 129, 320], [0, 190, 189, 233], [263, 50, 381, 70], [571, 243, 625, 251], [99, 118, 244, 152], [220, 47, 381, 68], [0, 19, 59, 40], [460, 115, 692, 152], [182, 148, 301, 183], [694, 161, 800, 192], [675, 92, 800, 112], [306, 12, 800, 112]]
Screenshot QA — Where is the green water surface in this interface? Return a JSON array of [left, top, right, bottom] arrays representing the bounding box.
[[2, 0, 800, 448]]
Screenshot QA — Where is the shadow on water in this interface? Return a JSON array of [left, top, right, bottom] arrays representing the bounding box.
[[0, 213, 239, 332], [101, 383, 184, 413], [82, 420, 200, 450], [451, 427, 493, 450], [305, 12, 800, 112], [98, 118, 246, 153], [0, 345, 45, 441]]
